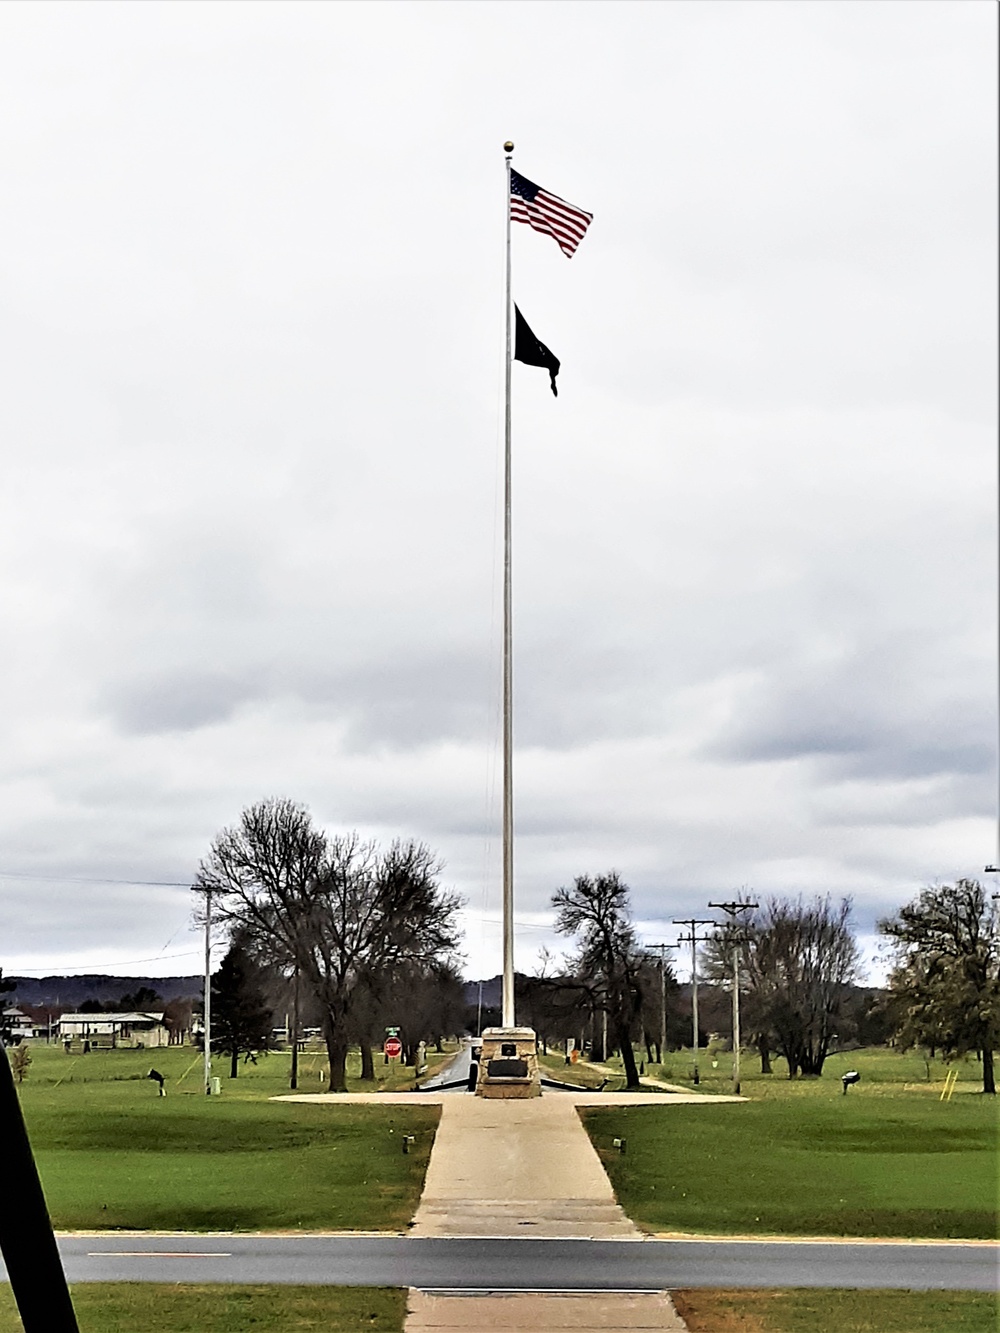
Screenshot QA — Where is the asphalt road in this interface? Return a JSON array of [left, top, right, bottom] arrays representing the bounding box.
[[420, 1042, 473, 1091], [27, 1235, 996, 1291]]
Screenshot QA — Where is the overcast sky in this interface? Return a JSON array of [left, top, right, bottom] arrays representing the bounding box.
[[0, 1, 995, 985]]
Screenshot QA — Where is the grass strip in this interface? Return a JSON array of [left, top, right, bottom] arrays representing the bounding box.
[[20, 1040, 453, 1097], [0, 1284, 404, 1333], [670, 1287, 998, 1332], [583, 1095, 998, 1239], [33, 1099, 439, 1231], [17, 1048, 440, 1231]]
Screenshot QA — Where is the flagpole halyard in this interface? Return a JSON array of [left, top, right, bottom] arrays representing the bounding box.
[[502, 140, 515, 1028]]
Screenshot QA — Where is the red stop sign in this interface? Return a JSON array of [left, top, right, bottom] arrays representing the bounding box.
[[384, 1036, 403, 1059]]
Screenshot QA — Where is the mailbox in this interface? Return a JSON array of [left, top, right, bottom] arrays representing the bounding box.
[[476, 1026, 541, 1098]]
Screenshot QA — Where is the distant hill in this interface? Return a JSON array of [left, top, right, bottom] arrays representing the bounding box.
[[8, 974, 203, 1008], [12, 973, 501, 1010], [463, 976, 501, 1007]]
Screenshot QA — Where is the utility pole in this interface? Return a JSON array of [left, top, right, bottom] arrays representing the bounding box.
[[708, 899, 758, 1095], [648, 943, 678, 1064], [672, 919, 714, 1084], [202, 885, 213, 1096]]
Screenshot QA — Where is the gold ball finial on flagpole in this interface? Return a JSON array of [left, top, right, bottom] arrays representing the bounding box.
[[503, 141, 514, 154]]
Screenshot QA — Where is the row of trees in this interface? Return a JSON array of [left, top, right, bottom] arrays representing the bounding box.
[[531, 873, 998, 1094], [516, 873, 864, 1089], [195, 798, 464, 1090], [193, 801, 998, 1095], [77, 985, 166, 1014]]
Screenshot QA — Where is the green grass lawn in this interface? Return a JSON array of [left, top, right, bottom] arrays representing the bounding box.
[[648, 1045, 992, 1098], [25, 1038, 455, 1097], [559, 1043, 990, 1096], [671, 1288, 998, 1332], [16, 1045, 440, 1231], [0, 1285, 404, 1333], [3, 1286, 992, 1333], [582, 1048, 999, 1239], [537, 1051, 611, 1088]]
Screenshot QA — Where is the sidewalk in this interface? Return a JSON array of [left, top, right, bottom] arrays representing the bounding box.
[[275, 1082, 744, 1331], [410, 1094, 640, 1240], [276, 1086, 740, 1240], [405, 1290, 687, 1332], [406, 1093, 692, 1331]]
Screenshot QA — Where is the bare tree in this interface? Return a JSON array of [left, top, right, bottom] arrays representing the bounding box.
[[635, 951, 678, 1065], [880, 879, 998, 1095], [764, 896, 859, 1076], [196, 799, 462, 1091], [519, 957, 595, 1057], [702, 910, 776, 1073], [381, 960, 467, 1065], [162, 997, 194, 1045], [707, 896, 860, 1077], [552, 872, 645, 1089]]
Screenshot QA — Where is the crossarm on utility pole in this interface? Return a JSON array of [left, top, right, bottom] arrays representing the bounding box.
[[672, 919, 714, 1085], [708, 899, 758, 1095], [647, 942, 678, 1064]]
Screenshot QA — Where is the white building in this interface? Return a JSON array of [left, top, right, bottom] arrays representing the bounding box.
[[57, 1012, 170, 1048], [2, 1007, 35, 1042]]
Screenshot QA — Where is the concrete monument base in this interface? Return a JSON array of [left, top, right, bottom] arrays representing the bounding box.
[[475, 1025, 541, 1098]]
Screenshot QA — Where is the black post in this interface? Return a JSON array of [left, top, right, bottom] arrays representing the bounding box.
[[290, 963, 299, 1091], [0, 1046, 79, 1331]]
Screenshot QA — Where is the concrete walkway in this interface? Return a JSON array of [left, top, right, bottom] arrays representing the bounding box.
[[401, 1095, 695, 1330], [277, 1089, 743, 1107], [410, 1095, 641, 1240], [274, 1082, 744, 1332], [276, 1086, 741, 1240], [405, 1290, 687, 1332]]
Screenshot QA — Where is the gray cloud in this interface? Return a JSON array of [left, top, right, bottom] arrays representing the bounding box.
[[714, 638, 994, 782], [105, 670, 259, 735], [0, 2, 993, 982]]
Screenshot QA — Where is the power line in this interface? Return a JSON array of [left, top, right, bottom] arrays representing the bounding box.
[[0, 872, 191, 887], [8, 950, 201, 974], [463, 911, 552, 933]]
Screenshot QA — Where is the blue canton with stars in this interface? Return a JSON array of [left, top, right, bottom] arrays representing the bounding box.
[[510, 169, 540, 201]]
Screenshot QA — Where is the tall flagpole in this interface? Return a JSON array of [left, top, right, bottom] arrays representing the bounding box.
[[502, 140, 515, 1028]]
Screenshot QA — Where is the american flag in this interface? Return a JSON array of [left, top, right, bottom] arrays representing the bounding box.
[[510, 168, 592, 258]]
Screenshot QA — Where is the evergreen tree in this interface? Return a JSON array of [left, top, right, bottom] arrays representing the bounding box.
[[211, 940, 275, 1078], [114, 986, 163, 1012], [0, 970, 16, 1045]]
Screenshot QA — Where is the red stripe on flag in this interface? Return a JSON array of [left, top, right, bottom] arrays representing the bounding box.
[[511, 207, 589, 256], [510, 181, 592, 257]]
